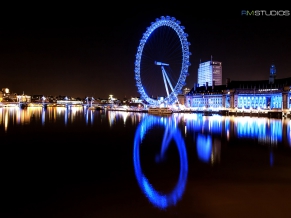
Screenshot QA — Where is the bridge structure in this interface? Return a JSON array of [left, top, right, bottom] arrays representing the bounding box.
[[0, 96, 103, 109], [1, 100, 84, 109]]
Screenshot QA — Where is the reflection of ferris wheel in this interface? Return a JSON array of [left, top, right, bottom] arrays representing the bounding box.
[[134, 15, 191, 106], [133, 115, 188, 209]]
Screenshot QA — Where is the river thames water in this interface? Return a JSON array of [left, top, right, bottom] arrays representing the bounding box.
[[1, 106, 291, 218]]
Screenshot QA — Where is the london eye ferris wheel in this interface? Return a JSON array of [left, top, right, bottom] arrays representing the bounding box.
[[134, 15, 191, 106]]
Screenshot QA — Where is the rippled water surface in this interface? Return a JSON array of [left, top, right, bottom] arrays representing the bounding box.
[[1, 106, 291, 218]]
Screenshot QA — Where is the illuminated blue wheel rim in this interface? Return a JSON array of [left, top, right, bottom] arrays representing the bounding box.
[[133, 115, 188, 209], [134, 16, 191, 105]]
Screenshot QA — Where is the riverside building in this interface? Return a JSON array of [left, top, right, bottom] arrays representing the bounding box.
[[185, 64, 291, 112], [197, 59, 222, 87]]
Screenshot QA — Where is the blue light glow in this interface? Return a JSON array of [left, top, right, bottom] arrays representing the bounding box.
[[90, 110, 94, 126], [196, 134, 212, 163], [64, 108, 68, 126], [235, 117, 282, 144], [133, 115, 188, 209], [42, 108, 45, 126], [236, 94, 283, 110], [237, 95, 267, 109], [134, 15, 190, 105], [184, 114, 222, 135], [182, 114, 284, 146]]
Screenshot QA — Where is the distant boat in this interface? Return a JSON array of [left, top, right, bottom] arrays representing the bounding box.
[[148, 107, 173, 114]]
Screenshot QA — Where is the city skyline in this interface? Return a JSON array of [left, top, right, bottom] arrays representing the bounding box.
[[0, 4, 290, 99]]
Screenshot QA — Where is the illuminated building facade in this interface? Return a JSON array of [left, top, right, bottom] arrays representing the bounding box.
[[197, 61, 222, 87], [186, 64, 291, 111], [17, 94, 31, 103], [0, 88, 10, 101]]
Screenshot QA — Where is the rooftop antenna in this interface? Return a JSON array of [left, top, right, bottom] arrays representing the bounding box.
[[211, 55, 213, 62]]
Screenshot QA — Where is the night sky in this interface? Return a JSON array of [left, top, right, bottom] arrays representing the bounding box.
[[0, 4, 290, 99]]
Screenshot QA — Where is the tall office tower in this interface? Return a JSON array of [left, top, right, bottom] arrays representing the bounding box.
[[197, 60, 222, 87]]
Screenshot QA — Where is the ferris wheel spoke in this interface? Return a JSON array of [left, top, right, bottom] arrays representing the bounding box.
[[162, 66, 174, 92], [161, 67, 170, 97]]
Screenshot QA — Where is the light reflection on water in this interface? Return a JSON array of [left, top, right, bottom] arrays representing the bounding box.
[[1, 108, 291, 213], [180, 113, 287, 147], [108, 110, 146, 127], [0, 106, 90, 129], [133, 115, 188, 209], [0, 107, 290, 147], [131, 113, 291, 209]]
